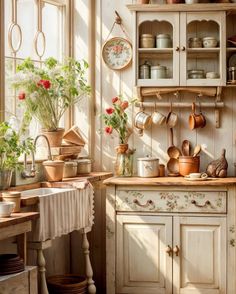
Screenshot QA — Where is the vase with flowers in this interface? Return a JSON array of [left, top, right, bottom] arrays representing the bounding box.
[[0, 117, 33, 190], [12, 57, 90, 147], [102, 96, 135, 176]]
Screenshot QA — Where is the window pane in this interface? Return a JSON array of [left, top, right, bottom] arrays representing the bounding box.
[[42, 3, 63, 60], [17, 0, 37, 59], [4, 0, 12, 56]]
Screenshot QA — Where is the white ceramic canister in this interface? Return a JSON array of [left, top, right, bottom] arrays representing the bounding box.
[[140, 34, 155, 48], [156, 34, 172, 48], [63, 161, 78, 178], [76, 159, 92, 174], [151, 65, 167, 79], [137, 157, 159, 177]]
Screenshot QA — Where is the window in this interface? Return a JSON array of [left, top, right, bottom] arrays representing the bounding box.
[[4, 0, 68, 135]]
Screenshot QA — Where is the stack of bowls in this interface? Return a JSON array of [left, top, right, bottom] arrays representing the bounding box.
[[0, 254, 24, 275]]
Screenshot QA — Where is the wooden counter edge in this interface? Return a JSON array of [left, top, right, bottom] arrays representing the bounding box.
[[0, 212, 39, 229], [103, 176, 236, 186]]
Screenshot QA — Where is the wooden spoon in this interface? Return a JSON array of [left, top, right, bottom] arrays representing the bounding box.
[[167, 158, 179, 175], [182, 140, 191, 156], [167, 128, 182, 159], [193, 144, 201, 157]]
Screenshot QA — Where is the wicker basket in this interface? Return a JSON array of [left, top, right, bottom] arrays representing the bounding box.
[[47, 275, 87, 294]]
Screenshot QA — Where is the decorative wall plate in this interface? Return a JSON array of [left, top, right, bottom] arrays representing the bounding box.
[[102, 37, 132, 70]]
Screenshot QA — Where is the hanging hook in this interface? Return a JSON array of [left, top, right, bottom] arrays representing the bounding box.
[[174, 91, 179, 99], [115, 11, 122, 25]]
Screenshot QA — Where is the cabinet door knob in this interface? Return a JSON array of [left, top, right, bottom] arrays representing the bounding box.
[[175, 46, 180, 52], [173, 245, 180, 256], [181, 46, 186, 51], [165, 245, 172, 256]]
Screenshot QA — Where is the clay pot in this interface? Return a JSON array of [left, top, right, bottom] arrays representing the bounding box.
[[42, 128, 65, 147], [43, 160, 65, 182], [179, 156, 200, 176]]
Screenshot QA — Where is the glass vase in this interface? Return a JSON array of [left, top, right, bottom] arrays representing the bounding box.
[[115, 144, 134, 177]]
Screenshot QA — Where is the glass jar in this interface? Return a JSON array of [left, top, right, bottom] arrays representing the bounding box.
[[115, 145, 134, 177]]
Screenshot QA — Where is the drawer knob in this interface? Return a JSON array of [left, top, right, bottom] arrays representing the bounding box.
[[173, 245, 180, 256], [133, 199, 154, 208], [191, 200, 211, 208], [165, 245, 172, 256]]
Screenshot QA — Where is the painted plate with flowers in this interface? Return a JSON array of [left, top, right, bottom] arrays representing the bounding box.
[[102, 37, 132, 70]]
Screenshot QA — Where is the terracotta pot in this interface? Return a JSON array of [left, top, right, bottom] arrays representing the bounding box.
[[179, 156, 200, 176], [41, 128, 65, 147], [43, 160, 65, 182]]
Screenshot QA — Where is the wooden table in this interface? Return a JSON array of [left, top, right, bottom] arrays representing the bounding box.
[[0, 212, 39, 263]]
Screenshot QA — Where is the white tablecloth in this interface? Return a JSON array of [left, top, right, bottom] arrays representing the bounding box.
[[31, 182, 94, 242]]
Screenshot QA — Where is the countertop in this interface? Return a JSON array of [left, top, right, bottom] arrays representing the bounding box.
[[1, 172, 112, 207], [103, 176, 236, 186], [0, 212, 39, 229]]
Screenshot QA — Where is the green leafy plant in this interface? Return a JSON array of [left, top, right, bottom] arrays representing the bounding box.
[[102, 96, 133, 144], [12, 57, 91, 131], [0, 119, 34, 171]]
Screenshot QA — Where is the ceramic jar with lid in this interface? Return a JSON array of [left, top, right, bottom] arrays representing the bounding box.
[[189, 37, 202, 48], [76, 159, 92, 174], [140, 34, 155, 48], [139, 61, 151, 79], [151, 65, 167, 79], [63, 161, 78, 178], [156, 34, 172, 48], [137, 157, 159, 177]]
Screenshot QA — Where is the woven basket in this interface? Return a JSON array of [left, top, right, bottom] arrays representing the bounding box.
[[47, 275, 87, 294]]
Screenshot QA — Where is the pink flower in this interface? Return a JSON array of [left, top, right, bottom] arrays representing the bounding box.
[[105, 126, 113, 134], [106, 107, 115, 115], [120, 101, 129, 110], [112, 97, 119, 104], [18, 92, 26, 100]]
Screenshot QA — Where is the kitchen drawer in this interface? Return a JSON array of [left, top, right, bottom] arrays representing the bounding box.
[[116, 190, 227, 213]]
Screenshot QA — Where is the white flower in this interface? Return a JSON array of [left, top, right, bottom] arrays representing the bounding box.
[[4, 128, 14, 141]]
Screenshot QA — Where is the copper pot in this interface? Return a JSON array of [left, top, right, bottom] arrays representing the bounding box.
[[179, 156, 200, 176], [189, 102, 206, 130]]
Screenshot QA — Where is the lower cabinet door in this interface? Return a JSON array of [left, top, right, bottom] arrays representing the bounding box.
[[116, 215, 172, 294], [173, 216, 226, 294]]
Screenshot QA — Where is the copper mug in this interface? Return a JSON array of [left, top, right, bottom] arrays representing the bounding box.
[[189, 102, 206, 130]]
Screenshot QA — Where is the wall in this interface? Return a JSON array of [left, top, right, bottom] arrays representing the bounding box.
[[93, 0, 236, 176]]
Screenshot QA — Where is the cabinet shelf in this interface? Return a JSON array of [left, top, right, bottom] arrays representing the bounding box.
[[227, 47, 236, 52], [138, 48, 173, 54], [187, 48, 220, 53]]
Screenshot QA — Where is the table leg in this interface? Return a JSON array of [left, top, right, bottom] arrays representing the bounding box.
[[37, 248, 49, 294], [16, 233, 27, 264], [82, 231, 96, 294]]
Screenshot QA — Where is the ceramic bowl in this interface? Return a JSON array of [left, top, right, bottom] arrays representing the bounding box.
[[202, 37, 218, 48], [0, 201, 15, 217], [206, 71, 219, 79]]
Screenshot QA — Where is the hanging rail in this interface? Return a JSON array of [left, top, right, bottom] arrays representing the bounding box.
[[135, 101, 224, 108]]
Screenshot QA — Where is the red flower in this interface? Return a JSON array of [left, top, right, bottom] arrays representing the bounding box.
[[105, 126, 113, 134], [18, 92, 26, 100], [37, 79, 51, 89], [120, 101, 129, 110], [112, 97, 119, 104], [106, 107, 115, 115]]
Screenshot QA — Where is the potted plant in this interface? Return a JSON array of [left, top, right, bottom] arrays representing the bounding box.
[[102, 96, 135, 176], [12, 57, 90, 146], [0, 118, 33, 190]]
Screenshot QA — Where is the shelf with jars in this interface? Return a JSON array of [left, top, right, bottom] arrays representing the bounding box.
[[128, 5, 228, 87]]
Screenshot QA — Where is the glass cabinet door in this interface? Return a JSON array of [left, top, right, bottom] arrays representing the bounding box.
[[136, 12, 180, 87], [180, 12, 226, 86]]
